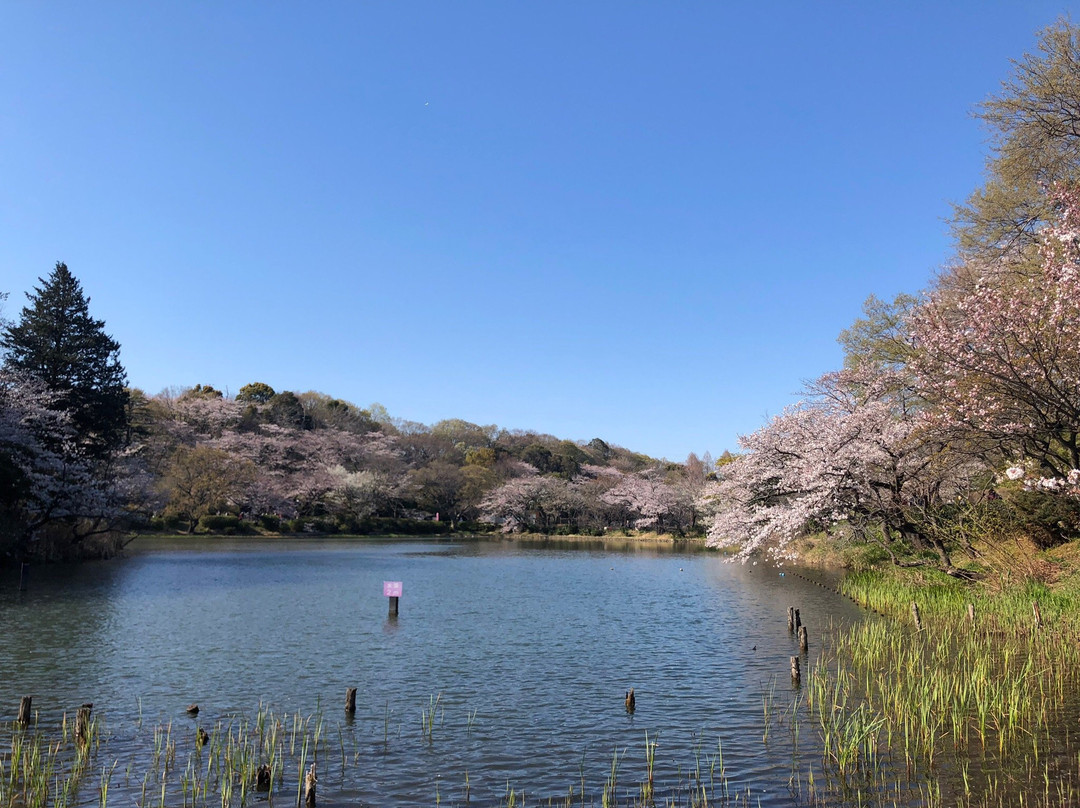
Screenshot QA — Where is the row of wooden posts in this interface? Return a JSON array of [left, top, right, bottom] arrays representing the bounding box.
[[14, 681, 634, 806], [13, 695, 322, 805], [910, 599, 1044, 632], [787, 595, 1046, 685], [15, 696, 94, 745]]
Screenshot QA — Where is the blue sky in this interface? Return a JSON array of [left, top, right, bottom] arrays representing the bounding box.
[[1, 2, 1072, 460]]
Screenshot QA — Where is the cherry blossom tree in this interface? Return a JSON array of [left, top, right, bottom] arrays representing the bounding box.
[[599, 467, 692, 533], [480, 472, 587, 533], [0, 370, 121, 558], [912, 186, 1080, 480], [706, 366, 979, 568]]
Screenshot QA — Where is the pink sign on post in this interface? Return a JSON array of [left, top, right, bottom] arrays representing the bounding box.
[[383, 581, 403, 598]]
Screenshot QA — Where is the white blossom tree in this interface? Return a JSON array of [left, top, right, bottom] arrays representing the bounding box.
[[912, 186, 1080, 481], [0, 370, 121, 557], [706, 366, 979, 568]]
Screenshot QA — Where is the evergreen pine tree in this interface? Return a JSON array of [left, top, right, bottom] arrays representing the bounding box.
[[2, 262, 129, 459]]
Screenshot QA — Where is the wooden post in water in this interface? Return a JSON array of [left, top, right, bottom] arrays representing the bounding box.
[[787, 607, 795, 633], [304, 763, 317, 808], [1033, 601, 1043, 630], [345, 688, 357, 716], [17, 696, 32, 726], [18, 563, 28, 592], [75, 703, 93, 746], [798, 625, 808, 653], [790, 656, 801, 686], [967, 602, 976, 630], [384, 581, 402, 616], [794, 609, 801, 631], [911, 601, 922, 631]]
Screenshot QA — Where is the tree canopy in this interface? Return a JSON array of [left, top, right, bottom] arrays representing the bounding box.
[[2, 262, 128, 459], [953, 19, 1080, 257]]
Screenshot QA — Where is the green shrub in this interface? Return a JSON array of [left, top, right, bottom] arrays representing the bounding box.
[[197, 514, 242, 534], [359, 517, 452, 536], [1005, 489, 1080, 546], [258, 514, 281, 532]]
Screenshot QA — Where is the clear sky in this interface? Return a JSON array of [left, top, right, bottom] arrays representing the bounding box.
[[0, 2, 1072, 460]]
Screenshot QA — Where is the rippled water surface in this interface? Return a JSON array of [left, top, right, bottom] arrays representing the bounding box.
[[0, 538, 865, 806]]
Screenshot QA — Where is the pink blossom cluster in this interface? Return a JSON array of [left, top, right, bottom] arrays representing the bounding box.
[[910, 186, 1080, 479], [0, 369, 121, 539], [998, 462, 1080, 495], [704, 365, 978, 559]]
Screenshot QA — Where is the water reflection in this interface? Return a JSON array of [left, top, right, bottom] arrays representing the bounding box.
[[1, 538, 865, 806]]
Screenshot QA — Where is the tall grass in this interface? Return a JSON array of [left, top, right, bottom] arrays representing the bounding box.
[[798, 566, 1080, 806]]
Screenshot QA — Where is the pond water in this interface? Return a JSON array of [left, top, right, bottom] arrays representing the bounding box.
[[0, 538, 865, 806]]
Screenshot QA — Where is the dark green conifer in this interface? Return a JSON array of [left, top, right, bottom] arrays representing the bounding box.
[[2, 262, 129, 459]]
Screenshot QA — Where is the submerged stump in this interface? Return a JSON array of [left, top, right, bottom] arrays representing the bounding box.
[[18, 696, 32, 726], [345, 687, 357, 716], [75, 703, 93, 746], [625, 688, 636, 713], [255, 764, 272, 792], [304, 763, 317, 808]]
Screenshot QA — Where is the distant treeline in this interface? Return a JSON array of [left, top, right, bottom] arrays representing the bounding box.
[[129, 383, 715, 538], [0, 265, 716, 563]]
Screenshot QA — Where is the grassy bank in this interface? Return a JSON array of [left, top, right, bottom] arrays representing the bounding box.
[[790, 535, 1080, 807]]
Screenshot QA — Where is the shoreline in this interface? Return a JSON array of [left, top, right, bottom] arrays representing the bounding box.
[[125, 531, 710, 548]]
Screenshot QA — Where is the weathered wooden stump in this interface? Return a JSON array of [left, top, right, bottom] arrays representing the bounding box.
[[911, 601, 922, 631], [75, 703, 93, 746], [787, 606, 795, 633], [790, 656, 801, 686], [798, 625, 808, 653], [967, 602, 976, 629], [255, 764, 272, 792], [625, 688, 636, 713], [304, 763, 317, 808], [794, 609, 801, 631], [17, 696, 32, 726], [345, 688, 357, 716]]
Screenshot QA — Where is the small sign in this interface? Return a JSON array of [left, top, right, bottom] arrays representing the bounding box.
[[383, 581, 403, 597]]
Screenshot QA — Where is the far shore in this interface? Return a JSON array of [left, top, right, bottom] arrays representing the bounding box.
[[501, 531, 708, 546], [125, 531, 710, 548]]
